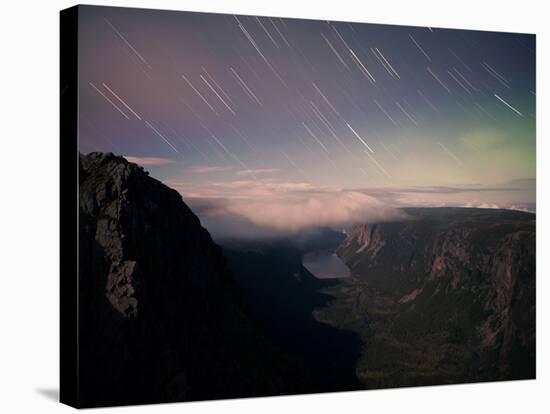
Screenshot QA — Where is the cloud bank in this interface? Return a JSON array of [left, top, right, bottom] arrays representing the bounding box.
[[358, 179, 535, 213], [164, 177, 534, 240], [177, 179, 404, 238]]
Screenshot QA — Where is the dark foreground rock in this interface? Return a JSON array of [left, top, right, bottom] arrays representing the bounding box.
[[78, 152, 305, 407]]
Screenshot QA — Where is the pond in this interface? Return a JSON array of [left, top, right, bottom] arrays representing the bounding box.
[[302, 250, 350, 279]]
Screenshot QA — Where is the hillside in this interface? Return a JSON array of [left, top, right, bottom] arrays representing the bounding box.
[[319, 207, 535, 387], [77, 152, 305, 407]]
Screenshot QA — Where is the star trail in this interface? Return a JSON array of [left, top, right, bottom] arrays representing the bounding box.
[[78, 5, 536, 233]]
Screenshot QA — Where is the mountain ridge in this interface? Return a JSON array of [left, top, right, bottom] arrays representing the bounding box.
[[77, 152, 306, 407]]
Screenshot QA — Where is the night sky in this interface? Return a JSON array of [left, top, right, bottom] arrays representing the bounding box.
[[77, 5, 536, 236]]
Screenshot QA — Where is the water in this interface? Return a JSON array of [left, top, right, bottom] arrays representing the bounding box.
[[302, 250, 350, 279]]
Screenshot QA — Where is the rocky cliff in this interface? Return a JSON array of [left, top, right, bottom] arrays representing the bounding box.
[[322, 207, 535, 387], [77, 152, 298, 407]]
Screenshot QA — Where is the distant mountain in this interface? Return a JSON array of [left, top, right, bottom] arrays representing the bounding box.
[[327, 207, 535, 387], [77, 153, 304, 407]]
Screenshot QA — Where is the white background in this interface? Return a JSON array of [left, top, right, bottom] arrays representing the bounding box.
[[0, 0, 547, 412]]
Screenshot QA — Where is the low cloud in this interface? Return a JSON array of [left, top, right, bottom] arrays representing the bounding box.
[[223, 189, 395, 232], [463, 201, 501, 209], [356, 180, 535, 213], [236, 168, 279, 176], [188, 165, 233, 174], [168, 178, 535, 240], [182, 179, 404, 238], [124, 156, 176, 166], [463, 201, 534, 213]]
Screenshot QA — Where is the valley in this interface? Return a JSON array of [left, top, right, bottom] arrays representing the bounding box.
[[223, 207, 536, 389]]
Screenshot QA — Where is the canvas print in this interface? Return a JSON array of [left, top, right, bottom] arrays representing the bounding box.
[[60, 4, 535, 408]]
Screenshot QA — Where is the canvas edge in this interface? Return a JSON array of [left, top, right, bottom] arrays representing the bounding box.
[[60, 4, 80, 409]]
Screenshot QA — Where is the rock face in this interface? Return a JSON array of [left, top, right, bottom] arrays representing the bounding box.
[[78, 153, 295, 407], [327, 207, 535, 387]]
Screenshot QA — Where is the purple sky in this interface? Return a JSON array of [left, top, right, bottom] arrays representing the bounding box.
[[77, 5, 535, 236]]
